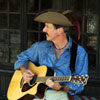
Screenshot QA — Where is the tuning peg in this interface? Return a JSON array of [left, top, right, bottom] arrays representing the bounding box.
[[81, 81, 84, 84], [78, 83, 80, 87], [85, 75, 89, 78], [81, 75, 84, 78], [79, 78, 82, 81], [85, 75, 88, 77], [74, 83, 77, 86], [72, 80, 76, 83]]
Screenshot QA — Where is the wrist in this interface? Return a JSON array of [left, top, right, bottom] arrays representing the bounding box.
[[20, 65, 26, 74], [59, 85, 65, 91], [60, 85, 72, 91]]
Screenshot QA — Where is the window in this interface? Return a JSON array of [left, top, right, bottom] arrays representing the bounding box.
[[0, 0, 21, 65], [69, 0, 99, 76], [0, 0, 64, 68]]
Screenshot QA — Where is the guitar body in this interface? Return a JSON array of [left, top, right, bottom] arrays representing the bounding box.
[[7, 62, 52, 100]]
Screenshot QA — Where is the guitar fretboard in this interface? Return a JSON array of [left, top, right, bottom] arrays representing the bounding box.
[[36, 76, 71, 82]]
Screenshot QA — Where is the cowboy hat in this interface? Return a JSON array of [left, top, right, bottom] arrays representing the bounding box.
[[34, 10, 73, 27]]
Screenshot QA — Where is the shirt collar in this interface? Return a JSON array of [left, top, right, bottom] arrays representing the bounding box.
[[46, 41, 54, 48], [46, 35, 72, 50], [67, 35, 72, 50]]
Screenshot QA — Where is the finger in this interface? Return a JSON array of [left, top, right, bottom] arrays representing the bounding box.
[[24, 77, 33, 82], [54, 72, 56, 76], [23, 72, 33, 79], [46, 79, 54, 87], [27, 70, 34, 76]]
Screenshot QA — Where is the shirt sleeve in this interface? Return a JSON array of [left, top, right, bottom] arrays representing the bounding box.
[[66, 46, 88, 95], [14, 42, 40, 70]]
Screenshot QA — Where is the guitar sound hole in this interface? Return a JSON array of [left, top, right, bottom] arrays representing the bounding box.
[[22, 83, 37, 92], [22, 75, 37, 92], [30, 75, 37, 85]]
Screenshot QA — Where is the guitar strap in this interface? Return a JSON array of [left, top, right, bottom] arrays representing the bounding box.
[[68, 41, 77, 99], [70, 41, 78, 73]]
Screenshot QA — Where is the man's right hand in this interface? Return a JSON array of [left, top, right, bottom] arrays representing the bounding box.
[[20, 65, 34, 82], [22, 69, 34, 82]]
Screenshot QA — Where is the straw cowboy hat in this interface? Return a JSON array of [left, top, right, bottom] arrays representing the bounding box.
[[34, 10, 73, 27]]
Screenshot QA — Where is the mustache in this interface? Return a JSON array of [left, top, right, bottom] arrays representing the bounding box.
[[43, 32, 47, 34], [44, 32, 48, 34], [43, 32, 49, 36]]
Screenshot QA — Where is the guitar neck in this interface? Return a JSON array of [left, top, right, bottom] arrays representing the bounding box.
[[36, 76, 71, 82]]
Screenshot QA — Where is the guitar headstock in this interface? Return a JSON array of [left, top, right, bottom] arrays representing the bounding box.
[[71, 75, 89, 85]]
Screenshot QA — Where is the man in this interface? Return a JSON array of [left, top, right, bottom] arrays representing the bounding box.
[[14, 10, 88, 100]]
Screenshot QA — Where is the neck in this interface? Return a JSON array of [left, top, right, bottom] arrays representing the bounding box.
[[53, 33, 68, 50]]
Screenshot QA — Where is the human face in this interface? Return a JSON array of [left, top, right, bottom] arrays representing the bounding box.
[[43, 23, 58, 41]]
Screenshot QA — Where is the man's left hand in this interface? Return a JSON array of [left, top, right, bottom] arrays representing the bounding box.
[[45, 72, 61, 90]]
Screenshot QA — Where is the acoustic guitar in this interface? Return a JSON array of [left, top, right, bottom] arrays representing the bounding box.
[[7, 61, 89, 100]]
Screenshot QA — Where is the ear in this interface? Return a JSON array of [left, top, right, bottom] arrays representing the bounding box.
[[57, 27, 64, 34]]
